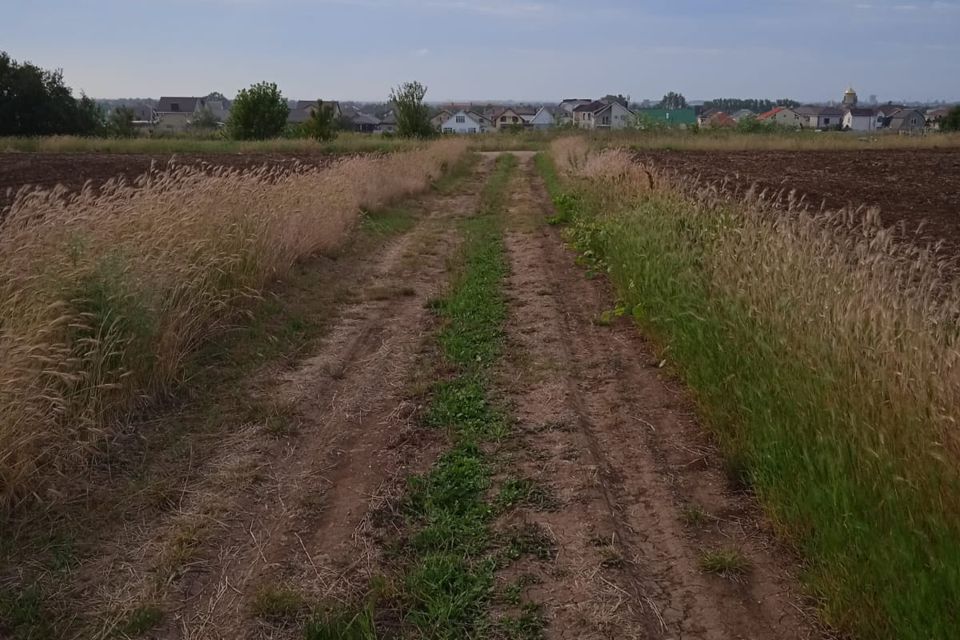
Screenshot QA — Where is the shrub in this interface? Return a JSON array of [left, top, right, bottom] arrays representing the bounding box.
[[227, 81, 289, 140], [389, 81, 434, 138]]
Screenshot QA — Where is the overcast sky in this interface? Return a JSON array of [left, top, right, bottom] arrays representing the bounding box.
[[2, 0, 958, 103]]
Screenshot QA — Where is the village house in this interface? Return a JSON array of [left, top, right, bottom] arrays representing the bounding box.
[[757, 106, 802, 128], [287, 100, 342, 126], [885, 108, 926, 133], [440, 110, 490, 134], [795, 105, 844, 130], [430, 110, 452, 131], [731, 109, 755, 121], [492, 107, 538, 130], [378, 111, 397, 134], [154, 97, 206, 133], [703, 111, 737, 128], [528, 107, 556, 129], [842, 107, 880, 132], [573, 100, 634, 130], [557, 99, 593, 125]]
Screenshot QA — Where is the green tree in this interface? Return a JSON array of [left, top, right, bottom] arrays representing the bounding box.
[[107, 106, 137, 137], [0, 51, 104, 136], [389, 81, 433, 138], [302, 100, 338, 141], [941, 106, 960, 132], [659, 92, 688, 110], [190, 106, 220, 131], [227, 81, 289, 140]]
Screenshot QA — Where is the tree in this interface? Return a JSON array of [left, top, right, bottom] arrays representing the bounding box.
[[942, 106, 960, 132], [227, 81, 289, 140], [107, 106, 136, 138], [303, 100, 338, 141], [389, 81, 433, 138], [602, 94, 630, 108], [659, 92, 688, 110], [0, 51, 104, 136], [190, 106, 220, 131]]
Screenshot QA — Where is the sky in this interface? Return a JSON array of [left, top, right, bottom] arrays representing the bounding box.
[[2, 0, 959, 103]]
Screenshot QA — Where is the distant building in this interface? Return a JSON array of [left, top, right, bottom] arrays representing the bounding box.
[[572, 100, 634, 130], [528, 107, 556, 130], [378, 110, 397, 134], [346, 111, 380, 133], [842, 86, 859, 108], [885, 108, 926, 133], [756, 106, 802, 128], [491, 107, 538, 130], [703, 112, 737, 128], [557, 99, 593, 125], [430, 110, 452, 131], [843, 107, 880, 132], [154, 96, 205, 133], [795, 106, 845, 130], [731, 109, 755, 121], [287, 100, 342, 126], [634, 108, 697, 127], [440, 110, 490, 134]]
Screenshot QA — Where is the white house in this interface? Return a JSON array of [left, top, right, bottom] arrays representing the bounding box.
[[843, 107, 879, 132], [573, 100, 634, 130], [795, 106, 845, 130], [528, 107, 556, 130], [440, 110, 489, 134]]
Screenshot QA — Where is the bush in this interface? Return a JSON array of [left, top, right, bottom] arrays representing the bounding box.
[[302, 100, 338, 142], [942, 106, 960, 132], [227, 81, 289, 140], [389, 81, 434, 138]]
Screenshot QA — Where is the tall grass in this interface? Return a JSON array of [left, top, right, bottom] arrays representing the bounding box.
[[0, 133, 424, 155], [549, 139, 960, 638], [0, 139, 468, 506]]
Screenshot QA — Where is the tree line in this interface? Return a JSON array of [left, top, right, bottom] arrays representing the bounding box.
[[0, 51, 437, 140]]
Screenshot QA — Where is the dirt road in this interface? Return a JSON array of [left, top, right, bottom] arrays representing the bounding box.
[[2, 153, 825, 639]]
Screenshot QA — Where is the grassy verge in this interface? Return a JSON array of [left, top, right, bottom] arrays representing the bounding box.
[[0, 169, 464, 640], [539, 147, 960, 639], [0, 133, 426, 154]]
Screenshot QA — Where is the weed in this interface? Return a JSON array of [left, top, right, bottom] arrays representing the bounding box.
[[304, 604, 378, 640], [118, 605, 164, 636], [0, 585, 53, 639], [250, 585, 308, 623], [679, 504, 712, 529], [496, 602, 547, 640], [699, 548, 750, 579], [495, 478, 558, 513], [500, 523, 556, 562]]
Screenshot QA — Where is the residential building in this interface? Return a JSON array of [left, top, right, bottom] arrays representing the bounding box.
[[346, 111, 380, 133], [843, 107, 879, 132], [528, 107, 556, 130], [557, 99, 593, 125], [431, 110, 452, 131], [378, 111, 397, 134], [573, 100, 634, 130], [288, 100, 342, 126], [704, 112, 737, 128], [731, 109, 755, 121], [795, 106, 845, 130], [926, 107, 953, 130], [492, 107, 537, 130], [154, 96, 208, 133], [885, 108, 926, 133], [440, 110, 490, 134], [756, 106, 802, 128], [634, 108, 698, 128]]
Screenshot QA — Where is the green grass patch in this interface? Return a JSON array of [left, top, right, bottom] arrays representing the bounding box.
[[118, 605, 164, 636], [554, 157, 960, 638], [699, 548, 750, 579]]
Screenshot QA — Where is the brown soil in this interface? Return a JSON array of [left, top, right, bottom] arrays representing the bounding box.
[[634, 149, 960, 252], [0, 152, 338, 209], [495, 154, 825, 639]]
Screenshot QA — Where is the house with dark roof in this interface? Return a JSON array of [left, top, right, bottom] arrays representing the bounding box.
[[154, 96, 230, 132], [558, 99, 593, 125], [378, 111, 397, 134], [288, 100, 341, 126], [573, 99, 634, 130]]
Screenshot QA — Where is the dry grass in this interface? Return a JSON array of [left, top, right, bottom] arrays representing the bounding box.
[[551, 138, 960, 637], [0, 139, 468, 506]]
